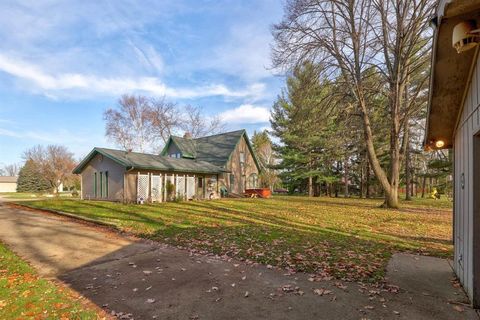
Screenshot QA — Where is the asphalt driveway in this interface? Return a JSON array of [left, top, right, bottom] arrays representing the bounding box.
[[0, 201, 476, 320]]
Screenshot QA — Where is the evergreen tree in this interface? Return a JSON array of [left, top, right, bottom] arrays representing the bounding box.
[[271, 62, 340, 196], [16, 160, 51, 193]]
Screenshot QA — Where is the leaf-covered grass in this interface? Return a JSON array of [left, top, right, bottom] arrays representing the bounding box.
[[20, 196, 452, 283], [0, 242, 101, 319]]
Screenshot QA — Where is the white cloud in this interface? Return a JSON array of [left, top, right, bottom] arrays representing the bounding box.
[[129, 41, 165, 74], [0, 128, 20, 138], [209, 24, 273, 81], [0, 127, 87, 144], [0, 54, 266, 100], [218, 104, 270, 124]]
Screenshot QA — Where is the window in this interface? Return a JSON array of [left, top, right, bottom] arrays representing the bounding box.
[[198, 177, 203, 188], [240, 152, 245, 164], [229, 174, 235, 191], [93, 172, 97, 197], [177, 153, 181, 158], [247, 173, 258, 189], [105, 171, 109, 198], [100, 172, 103, 197]]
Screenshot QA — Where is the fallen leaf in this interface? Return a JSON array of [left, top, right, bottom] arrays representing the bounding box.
[[453, 305, 464, 312], [313, 288, 333, 296]]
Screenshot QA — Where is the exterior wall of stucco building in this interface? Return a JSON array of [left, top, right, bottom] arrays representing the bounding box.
[[219, 137, 259, 194], [0, 177, 17, 192], [80, 153, 125, 201]]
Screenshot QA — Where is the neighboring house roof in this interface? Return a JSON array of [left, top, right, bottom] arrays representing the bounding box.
[[161, 130, 261, 171], [0, 176, 17, 183], [426, 0, 480, 149], [73, 147, 225, 175]]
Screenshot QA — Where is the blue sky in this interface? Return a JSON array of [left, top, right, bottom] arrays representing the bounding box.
[[0, 0, 285, 166]]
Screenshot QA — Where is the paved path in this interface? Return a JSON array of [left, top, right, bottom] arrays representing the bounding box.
[[0, 202, 477, 320]]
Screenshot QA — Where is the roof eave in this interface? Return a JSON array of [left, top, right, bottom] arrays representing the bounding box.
[[425, 0, 480, 150], [127, 164, 225, 175], [72, 148, 130, 174]]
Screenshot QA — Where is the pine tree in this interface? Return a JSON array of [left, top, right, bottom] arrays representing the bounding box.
[[271, 62, 340, 196], [16, 160, 51, 193]]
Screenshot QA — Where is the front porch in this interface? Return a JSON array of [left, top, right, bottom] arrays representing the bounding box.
[[126, 171, 219, 203]]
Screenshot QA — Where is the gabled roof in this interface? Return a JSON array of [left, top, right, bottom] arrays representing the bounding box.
[[73, 147, 225, 175], [426, 0, 480, 149], [0, 176, 17, 183], [169, 136, 197, 158], [161, 130, 261, 171]]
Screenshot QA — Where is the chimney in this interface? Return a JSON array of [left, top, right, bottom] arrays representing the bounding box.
[[183, 132, 192, 139]]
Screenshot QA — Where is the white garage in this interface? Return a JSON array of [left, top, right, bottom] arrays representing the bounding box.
[[0, 176, 17, 193]]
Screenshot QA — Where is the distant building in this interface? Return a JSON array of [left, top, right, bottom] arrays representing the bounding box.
[[0, 176, 17, 193]]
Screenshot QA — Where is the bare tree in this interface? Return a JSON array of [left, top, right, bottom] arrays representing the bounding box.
[[2, 163, 19, 176], [374, 0, 434, 205], [23, 145, 77, 193], [181, 105, 225, 138], [251, 130, 279, 190], [148, 97, 181, 146], [104, 95, 225, 153], [104, 95, 154, 153], [272, 0, 433, 208]]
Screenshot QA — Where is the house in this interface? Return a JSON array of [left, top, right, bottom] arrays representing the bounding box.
[[426, 0, 480, 307], [73, 130, 261, 203], [0, 176, 17, 193]]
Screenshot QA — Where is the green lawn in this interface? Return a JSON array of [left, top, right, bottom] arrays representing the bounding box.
[[0, 192, 78, 200], [20, 196, 452, 283], [0, 242, 100, 319]]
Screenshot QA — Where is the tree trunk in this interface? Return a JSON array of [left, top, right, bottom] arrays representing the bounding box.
[[308, 176, 314, 197], [344, 159, 349, 197], [405, 129, 412, 200], [366, 160, 370, 199], [359, 162, 364, 199], [421, 175, 426, 198], [358, 97, 398, 208]]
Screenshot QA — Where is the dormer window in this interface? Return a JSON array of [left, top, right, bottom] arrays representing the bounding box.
[[169, 153, 182, 158]]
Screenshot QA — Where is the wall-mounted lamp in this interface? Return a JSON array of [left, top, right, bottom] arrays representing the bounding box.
[[453, 20, 480, 53], [435, 140, 445, 148]]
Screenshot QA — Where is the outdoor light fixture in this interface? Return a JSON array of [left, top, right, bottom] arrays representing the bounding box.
[[435, 140, 445, 148], [453, 20, 480, 53]]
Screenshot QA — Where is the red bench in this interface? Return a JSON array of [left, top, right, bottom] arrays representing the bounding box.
[[244, 188, 272, 198]]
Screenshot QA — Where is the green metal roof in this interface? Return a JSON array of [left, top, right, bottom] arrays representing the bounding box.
[[161, 130, 261, 171], [73, 147, 225, 174]]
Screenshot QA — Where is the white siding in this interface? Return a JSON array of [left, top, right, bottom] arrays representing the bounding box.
[[454, 51, 480, 301], [0, 182, 17, 192]]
